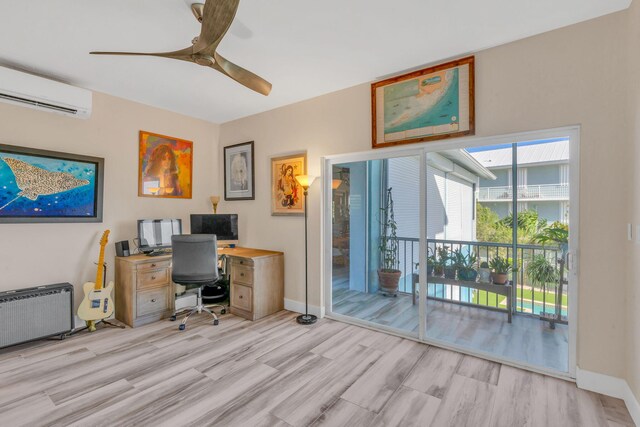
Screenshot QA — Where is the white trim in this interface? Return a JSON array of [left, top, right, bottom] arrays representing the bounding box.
[[576, 367, 640, 425], [285, 298, 325, 318]]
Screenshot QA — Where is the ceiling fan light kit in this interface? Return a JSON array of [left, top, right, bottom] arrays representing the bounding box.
[[90, 0, 271, 96]]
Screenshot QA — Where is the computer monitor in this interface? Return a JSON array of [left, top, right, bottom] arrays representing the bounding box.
[[190, 214, 239, 246], [137, 219, 182, 253]]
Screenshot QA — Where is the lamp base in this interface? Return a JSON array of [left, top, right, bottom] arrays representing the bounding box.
[[296, 314, 317, 325]]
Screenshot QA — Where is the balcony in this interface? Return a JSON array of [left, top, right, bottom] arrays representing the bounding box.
[[331, 237, 569, 372], [477, 184, 569, 202]]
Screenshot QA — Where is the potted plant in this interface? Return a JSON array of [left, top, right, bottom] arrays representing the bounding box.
[[426, 248, 436, 276], [433, 246, 448, 277], [458, 252, 478, 282], [478, 261, 491, 283], [489, 256, 512, 284], [377, 188, 401, 296], [444, 248, 459, 279], [533, 222, 569, 327]]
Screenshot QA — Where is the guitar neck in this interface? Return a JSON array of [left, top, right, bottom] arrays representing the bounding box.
[[94, 232, 109, 290]]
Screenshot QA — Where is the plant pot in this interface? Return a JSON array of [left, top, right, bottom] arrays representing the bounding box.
[[378, 269, 401, 296], [478, 268, 491, 283], [458, 268, 478, 282], [493, 273, 508, 285], [444, 266, 457, 280], [433, 265, 444, 277]]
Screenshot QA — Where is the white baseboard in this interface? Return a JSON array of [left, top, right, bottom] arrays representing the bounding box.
[[284, 298, 325, 318], [576, 367, 640, 425]]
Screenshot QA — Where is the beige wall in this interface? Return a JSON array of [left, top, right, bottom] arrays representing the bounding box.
[[220, 10, 632, 378], [0, 92, 219, 309], [627, 0, 640, 403]]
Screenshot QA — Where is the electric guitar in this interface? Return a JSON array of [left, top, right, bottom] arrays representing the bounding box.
[[77, 230, 115, 332]]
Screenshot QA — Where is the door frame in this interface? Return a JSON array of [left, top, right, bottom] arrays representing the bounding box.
[[321, 125, 579, 379]]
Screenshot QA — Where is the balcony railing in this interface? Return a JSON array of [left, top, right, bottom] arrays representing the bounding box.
[[393, 237, 567, 323], [477, 184, 569, 201]]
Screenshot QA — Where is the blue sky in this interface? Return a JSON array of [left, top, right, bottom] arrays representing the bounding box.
[[466, 137, 569, 153]]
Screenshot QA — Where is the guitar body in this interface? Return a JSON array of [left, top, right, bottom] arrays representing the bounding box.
[[77, 281, 115, 321]]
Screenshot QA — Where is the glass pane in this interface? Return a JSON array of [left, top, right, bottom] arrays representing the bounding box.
[[423, 139, 570, 373], [330, 156, 420, 337]]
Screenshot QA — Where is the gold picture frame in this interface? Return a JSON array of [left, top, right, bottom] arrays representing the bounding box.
[[372, 56, 475, 149], [271, 153, 306, 216]]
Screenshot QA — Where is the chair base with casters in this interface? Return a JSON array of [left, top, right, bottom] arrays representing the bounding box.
[[170, 285, 226, 330]]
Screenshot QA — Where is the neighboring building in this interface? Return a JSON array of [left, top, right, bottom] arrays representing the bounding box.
[[469, 140, 570, 224]]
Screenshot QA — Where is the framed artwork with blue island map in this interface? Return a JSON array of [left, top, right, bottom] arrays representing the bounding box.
[[372, 56, 475, 149], [0, 144, 104, 223]]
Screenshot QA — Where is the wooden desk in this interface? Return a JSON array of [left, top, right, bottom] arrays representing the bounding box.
[[115, 247, 284, 327]]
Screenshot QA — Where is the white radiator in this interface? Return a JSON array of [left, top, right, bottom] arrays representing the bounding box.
[[0, 283, 74, 349]]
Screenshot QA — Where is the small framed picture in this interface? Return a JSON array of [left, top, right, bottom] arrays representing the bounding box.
[[271, 152, 306, 216], [224, 141, 255, 201], [139, 131, 193, 198]]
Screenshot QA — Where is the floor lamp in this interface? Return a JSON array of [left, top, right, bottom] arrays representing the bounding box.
[[295, 174, 316, 325]]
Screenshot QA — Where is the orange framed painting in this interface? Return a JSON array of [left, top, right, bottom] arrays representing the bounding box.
[[138, 131, 193, 199], [371, 56, 475, 149]]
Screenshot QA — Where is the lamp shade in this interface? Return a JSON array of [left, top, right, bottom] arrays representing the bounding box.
[[295, 174, 316, 189], [331, 179, 341, 190]]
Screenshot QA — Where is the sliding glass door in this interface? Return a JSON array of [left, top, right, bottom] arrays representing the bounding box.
[[324, 129, 577, 376]]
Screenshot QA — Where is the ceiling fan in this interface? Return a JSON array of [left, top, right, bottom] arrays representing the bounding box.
[[90, 0, 272, 96]]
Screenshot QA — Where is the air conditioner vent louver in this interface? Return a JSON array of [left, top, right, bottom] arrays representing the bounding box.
[[0, 92, 79, 115]]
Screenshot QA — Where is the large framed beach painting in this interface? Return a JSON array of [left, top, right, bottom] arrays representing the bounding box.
[[271, 153, 306, 216], [0, 144, 104, 223], [139, 131, 193, 199], [372, 56, 475, 149]]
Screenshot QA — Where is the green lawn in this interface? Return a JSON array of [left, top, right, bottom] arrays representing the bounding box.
[[472, 287, 568, 308]]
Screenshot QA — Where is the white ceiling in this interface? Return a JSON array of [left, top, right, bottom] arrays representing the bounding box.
[[0, 0, 631, 124]]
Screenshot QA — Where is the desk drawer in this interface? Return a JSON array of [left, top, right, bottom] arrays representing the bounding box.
[[137, 288, 169, 317], [138, 269, 170, 289], [232, 257, 254, 267], [231, 284, 252, 312], [136, 260, 171, 272], [232, 265, 254, 285]]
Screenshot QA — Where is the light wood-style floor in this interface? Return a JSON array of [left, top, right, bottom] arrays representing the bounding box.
[[333, 283, 569, 373], [0, 311, 633, 427]]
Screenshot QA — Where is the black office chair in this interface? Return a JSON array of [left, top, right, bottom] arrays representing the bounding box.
[[170, 234, 225, 330]]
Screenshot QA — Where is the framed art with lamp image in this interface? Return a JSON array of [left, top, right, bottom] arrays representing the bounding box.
[[138, 131, 193, 199]]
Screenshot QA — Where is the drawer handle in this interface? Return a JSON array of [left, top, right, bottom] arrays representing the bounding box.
[[151, 276, 156, 280], [151, 263, 156, 267], [151, 299, 157, 303], [239, 295, 243, 299], [240, 273, 244, 277]]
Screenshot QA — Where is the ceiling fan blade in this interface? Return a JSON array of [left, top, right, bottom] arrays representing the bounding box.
[[193, 0, 240, 53], [213, 52, 272, 96], [90, 46, 194, 61]]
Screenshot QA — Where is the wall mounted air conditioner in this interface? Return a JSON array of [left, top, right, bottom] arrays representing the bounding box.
[[0, 66, 92, 119]]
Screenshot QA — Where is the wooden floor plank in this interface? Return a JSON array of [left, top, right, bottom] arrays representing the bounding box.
[[372, 386, 440, 427], [310, 399, 377, 427], [599, 394, 636, 426], [341, 338, 426, 412], [456, 354, 502, 385], [271, 344, 383, 426], [402, 346, 463, 398], [488, 365, 546, 427], [431, 374, 497, 427]]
